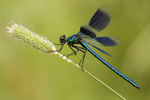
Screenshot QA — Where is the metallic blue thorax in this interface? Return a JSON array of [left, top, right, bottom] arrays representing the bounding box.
[[66, 34, 79, 43]]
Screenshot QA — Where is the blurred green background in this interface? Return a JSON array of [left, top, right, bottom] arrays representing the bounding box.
[[0, 0, 150, 100]]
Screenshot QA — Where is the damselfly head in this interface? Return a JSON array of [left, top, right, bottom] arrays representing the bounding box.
[[59, 35, 66, 43]]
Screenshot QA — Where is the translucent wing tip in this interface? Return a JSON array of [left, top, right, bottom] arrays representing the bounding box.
[[99, 5, 112, 17]]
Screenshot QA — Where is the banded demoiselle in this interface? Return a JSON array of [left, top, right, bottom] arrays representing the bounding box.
[[50, 5, 140, 89]]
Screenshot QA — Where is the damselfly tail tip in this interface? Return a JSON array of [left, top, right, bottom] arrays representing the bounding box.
[[136, 86, 140, 89]]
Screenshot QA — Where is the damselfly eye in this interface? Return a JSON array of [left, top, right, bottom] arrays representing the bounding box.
[[59, 35, 66, 43]]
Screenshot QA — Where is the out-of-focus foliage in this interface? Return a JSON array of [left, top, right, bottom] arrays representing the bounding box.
[[0, 0, 150, 100]]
